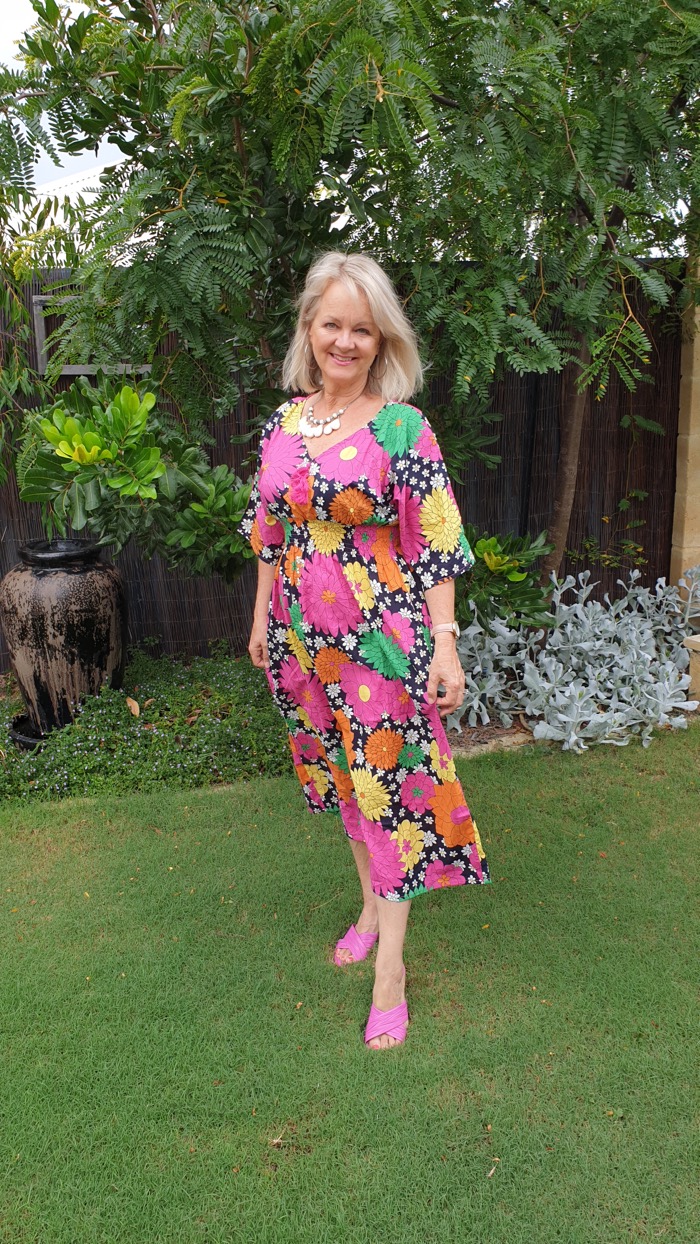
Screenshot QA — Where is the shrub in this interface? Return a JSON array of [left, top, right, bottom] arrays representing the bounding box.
[[450, 568, 700, 751]]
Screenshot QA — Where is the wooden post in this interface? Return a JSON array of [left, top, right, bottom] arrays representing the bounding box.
[[670, 295, 700, 584]]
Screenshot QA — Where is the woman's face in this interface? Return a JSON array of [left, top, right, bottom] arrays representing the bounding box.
[[307, 280, 382, 391]]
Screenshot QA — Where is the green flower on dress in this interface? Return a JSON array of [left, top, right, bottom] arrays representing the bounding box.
[[290, 601, 306, 639], [333, 747, 350, 774], [373, 403, 424, 457], [459, 531, 475, 564], [358, 630, 410, 679], [398, 744, 427, 771]]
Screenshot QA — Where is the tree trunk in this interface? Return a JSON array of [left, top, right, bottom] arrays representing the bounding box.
[[540, 330, 591, 582]]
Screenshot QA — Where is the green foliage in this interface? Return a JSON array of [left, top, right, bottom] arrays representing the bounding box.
[[2, 0, 697, 456], [0, 648, 289, 802], [18, 379, 254, 580], [459, 527, 555, 630]]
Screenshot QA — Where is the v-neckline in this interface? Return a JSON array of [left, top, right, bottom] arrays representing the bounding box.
[[297, 400, 389, 463]]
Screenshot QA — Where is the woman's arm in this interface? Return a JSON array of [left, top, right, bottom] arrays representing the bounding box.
[[423, 579, 465, 718], [247, 558, 277, 669]]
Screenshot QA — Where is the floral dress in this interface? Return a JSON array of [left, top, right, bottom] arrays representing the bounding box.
[[240, 398, 490, 901]]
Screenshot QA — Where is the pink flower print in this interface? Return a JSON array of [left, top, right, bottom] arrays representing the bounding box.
[[424, 860, 466, 890], [394, 483, 427, 564], [265, 669, 276, 696], [362, 819, 406, 897], [255, 503, 285, 549], [270, 577, 291, 624], [353, 525, 378, 561], [381, 610, 415, 654], [391, 679, 416, 723], [364, 446, 391, 496], [339, 664, 393, 728], [340, 797, 363, 841], [298, 552, 362, 636], [422, 601, 431, 629], [467, 841, 484, 881], [318, 427, 375, 484], [258, 423, 303, 504], [401, 771, 435, 814], [297, 671, 334, 733], [288, 463, 313, 506], [423, 698, 451, 754], [290, 732, 322, 764], [306, 777, 325, 808], [278, 655, 308, 706], [415, 423, 442, 461]]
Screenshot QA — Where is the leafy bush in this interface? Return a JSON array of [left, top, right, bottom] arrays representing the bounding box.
[[17, 379, 254, 581], [458, 527, 554, 630], [0, 649, 289, 803], [450, 568, 700, 751]]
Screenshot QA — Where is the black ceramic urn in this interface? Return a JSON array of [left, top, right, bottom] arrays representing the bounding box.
[[0, 539, 127, 736]]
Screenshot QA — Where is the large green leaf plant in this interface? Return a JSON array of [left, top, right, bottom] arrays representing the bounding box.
[[18, 380, 254, 581]]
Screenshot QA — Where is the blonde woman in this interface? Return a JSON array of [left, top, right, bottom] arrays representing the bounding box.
[[241, 252, 489, 1049]]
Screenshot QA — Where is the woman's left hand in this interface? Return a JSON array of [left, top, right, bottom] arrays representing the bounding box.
[[426, 635, 465, 718]]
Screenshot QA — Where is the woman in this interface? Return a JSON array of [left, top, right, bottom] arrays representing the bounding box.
[[241, 252, 489, 1050]]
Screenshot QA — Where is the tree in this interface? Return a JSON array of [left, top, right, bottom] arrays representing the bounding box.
[[2, 0, 699, 574]]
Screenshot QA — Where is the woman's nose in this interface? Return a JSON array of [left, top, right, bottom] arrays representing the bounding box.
[[334, 326, 354, 348]]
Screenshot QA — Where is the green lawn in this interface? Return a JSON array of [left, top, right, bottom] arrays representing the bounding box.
[[1, 730, 698, 1243]]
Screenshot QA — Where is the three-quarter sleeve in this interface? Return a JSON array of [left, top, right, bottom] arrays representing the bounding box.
[[239, 419, 287, 562], [377, 403, 474, 592]]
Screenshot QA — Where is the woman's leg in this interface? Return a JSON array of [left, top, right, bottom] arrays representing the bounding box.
[[334, 840, 379, 966], [368, 897, 411, 1050]]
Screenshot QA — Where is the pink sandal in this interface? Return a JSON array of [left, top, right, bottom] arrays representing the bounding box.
[[364, 999, 409, 1048], [333, 924, 378, 966]]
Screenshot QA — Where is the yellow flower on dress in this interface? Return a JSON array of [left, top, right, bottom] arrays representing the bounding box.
[[391, 819, 424, 870], [350, 767, 391, 821], [342, 560, 375, 610], [297, 707, 314, 731], [473, 820, 485, 859], [429, 739, 456, 783], [281, 402, 302, 434], [286, 629, 313, 672], [308, 519, 345, 554], [305, 764, 329, 797], [419, 487, 462, 553]]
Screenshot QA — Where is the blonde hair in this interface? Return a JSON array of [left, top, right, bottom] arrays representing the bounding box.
[[282, 251, 423, 402]]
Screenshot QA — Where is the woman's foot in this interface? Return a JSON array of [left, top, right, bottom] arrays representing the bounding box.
[[334, 905, 379, 966], [366, 966, 408, 1050]]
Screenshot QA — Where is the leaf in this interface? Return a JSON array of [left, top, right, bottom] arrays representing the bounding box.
[[125, 697, 140, 717]]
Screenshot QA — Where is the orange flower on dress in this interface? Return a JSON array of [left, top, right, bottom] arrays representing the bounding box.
[[364, 726, 404, 770], [330, 487, 374, 526], [329, 759, 354, 803], [294, 761, 310, 787], [284, 545, 303, 585], [315, 645, 351, 685], [250, 517, 263, 556], [373, 525, 408, 592], [428, 779, 476, 847], [333, 708, 356, 766]]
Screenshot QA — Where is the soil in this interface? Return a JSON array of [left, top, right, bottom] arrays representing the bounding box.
[[447, 718, 536, 757]]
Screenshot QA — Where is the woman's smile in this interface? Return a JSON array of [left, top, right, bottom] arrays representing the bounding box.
[[307, 280, 382, 392]]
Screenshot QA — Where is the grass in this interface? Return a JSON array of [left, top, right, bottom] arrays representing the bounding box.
[[1, 728, 699, 1243]]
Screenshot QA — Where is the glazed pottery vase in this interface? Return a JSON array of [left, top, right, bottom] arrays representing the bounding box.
[[0, 538, 127, 736]]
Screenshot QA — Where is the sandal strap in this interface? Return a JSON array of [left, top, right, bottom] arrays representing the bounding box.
[[334, 924, 378, 963], [364, 1000, 409, 1044]]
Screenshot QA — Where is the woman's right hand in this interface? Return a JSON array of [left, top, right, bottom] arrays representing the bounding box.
[[248, 617, 270, 669]]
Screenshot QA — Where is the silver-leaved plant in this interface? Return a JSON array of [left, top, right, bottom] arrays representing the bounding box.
[[449, 567, 700, 752]]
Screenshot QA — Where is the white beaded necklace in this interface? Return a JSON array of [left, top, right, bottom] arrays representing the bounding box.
[[298, 390, 365, 439]]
